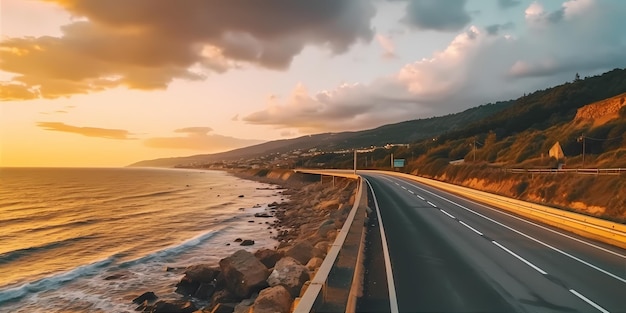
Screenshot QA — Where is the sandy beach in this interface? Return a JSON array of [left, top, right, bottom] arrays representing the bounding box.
[[132, 169, 358, 313]]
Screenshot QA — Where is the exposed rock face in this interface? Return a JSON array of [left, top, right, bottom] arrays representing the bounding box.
[[240, 239, 255, 246], [254, 248, 283, 268], [285, 241, 314, 265], [219, 249, 270, 299], [185, 264, 220, 282], [175, 264, 221, 298], [132, 291, 158, 304], [252, 285, 293, 313], [267, 257, 310, 297]]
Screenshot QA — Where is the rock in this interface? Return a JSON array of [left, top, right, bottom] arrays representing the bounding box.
[[238, 195, 245, 198], [306, 257, 324, 271], [252, 285, 292, 313], [267, 257, 310, 297], [233, 298, 255, 313], [184, 264, 220, 283], [314, 241, 330, 254], [135, 300, 148, 312], [285, 241, 315, 265], [254, 249, 283, 269], [316, 219, 336, 238], [234, 238, 243, 242], [240, 240, 255, 246], [104, 273, 126, 280], [210, 303, 237, 313], [211, 289, 239, 306], [219, 250, 270, 299], [254, 212, 273, 218], [152, 300, 197, 313], [175, 276, 199, 297], [194, 282, 217, 300], [132, 291, 157, 304]]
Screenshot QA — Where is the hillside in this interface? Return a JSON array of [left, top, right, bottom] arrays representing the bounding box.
[[129, 100, 512, 167]]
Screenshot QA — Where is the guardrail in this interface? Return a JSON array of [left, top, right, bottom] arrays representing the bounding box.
[[294, 171, 368, 313], [370, 170, 626, 249], [503, 168, 626, 175]]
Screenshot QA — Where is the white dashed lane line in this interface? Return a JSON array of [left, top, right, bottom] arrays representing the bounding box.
[[440, 209, 456, 219], [459, 220, 484, 236], [386, 176, 614, 313]]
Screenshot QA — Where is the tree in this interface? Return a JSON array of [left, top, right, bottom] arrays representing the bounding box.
[[574, 72, 581, 82]]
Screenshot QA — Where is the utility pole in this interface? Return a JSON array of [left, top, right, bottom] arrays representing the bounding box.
[[353, 149, 357, 175], [391, 153, 394, 169], [578, 134, 586, 167], [473, 139, 476, 162]]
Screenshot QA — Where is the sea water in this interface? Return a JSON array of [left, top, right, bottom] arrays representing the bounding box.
[[0, 167, 282, 312]]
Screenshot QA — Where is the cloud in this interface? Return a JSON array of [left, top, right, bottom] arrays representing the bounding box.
[[144, 127, 263, 151], [498, 0, 522, 9], [376, 34, 397, 59], [1, 0, 376, 100], [401, 0, 471, 32], [243, 0, 626, 133], [485, 22, 515, 36], [0, 83, 39, 100], [37, 122, 136, 139]]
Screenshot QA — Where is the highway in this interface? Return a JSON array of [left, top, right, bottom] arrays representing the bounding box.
[[358, 171, 626, 313]]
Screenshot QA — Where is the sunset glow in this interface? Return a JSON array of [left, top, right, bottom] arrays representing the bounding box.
[[2, 0, 625, 167]]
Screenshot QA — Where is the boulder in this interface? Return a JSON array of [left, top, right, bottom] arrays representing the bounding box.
[[254, 212, 273, 218], [210, 303, 237, 313], [219, 250, 269, 299], [211, 289, 239, 306], [233, 298, 255, 313], [316, 219, 336, 238], [306, 257, 324, 271], [252, 285, 292, 313], [314, 241, 330, 254], [254, 249, 283, 269], [151, 300, 197, 313], [194, 282, 216, 300], [175, 276, 199, 297], [184, 264, 220, 283], [240, 240, 255, 246], [285, 241, 314, 265], [267, 257, 310, 297], [132, 291, 157, 304]]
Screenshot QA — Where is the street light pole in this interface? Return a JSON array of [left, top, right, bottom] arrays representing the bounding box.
[[353, 149, 357, 175]]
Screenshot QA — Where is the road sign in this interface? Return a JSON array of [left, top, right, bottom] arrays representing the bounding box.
[[393, 159, 405, 168]]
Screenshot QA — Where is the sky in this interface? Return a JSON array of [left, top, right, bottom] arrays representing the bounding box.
[[1, 0, 625, 167]]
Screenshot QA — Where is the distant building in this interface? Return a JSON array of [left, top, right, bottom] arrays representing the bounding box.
[[549, 142, 565, 160]]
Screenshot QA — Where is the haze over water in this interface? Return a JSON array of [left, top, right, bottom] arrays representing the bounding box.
[[0, 167, 281, 312]]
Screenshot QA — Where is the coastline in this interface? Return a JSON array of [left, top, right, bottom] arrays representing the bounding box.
[[132, 169, 358, 313]]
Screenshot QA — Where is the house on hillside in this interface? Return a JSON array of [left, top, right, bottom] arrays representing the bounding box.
[[549, 142, 565, 160]]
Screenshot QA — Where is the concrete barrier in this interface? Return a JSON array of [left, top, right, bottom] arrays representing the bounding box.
[[370, 170, 626, 249]]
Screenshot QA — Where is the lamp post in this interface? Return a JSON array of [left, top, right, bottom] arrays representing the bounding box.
[[578, 134, 585, 167]]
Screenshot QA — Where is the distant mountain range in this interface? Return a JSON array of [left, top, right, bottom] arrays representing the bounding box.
[[130, 68, 626, 168]]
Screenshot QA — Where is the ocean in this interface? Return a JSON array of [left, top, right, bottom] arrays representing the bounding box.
[[0, 167, 282, 312]]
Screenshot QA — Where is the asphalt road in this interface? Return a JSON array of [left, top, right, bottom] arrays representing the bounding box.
[[359, 172, 626, 313]]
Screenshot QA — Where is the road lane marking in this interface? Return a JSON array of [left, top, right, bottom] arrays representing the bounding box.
[[417, 195, 425, 200], [388, 177, 626, 283], [408, 190, 414, 194], [569, 289, 610, 313], [459, 221, 484, 236], [401, 186, 407, 190], [440, 209, 455, 219], [364, 178, 400, 313], [492, 241, 548, 275], [426, 201, 437, 208]]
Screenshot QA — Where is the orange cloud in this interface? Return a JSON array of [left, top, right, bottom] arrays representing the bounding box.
[[144, 127, 263, 151], [2, 0, 375, 100], [36, 121, 136, 140], [0, 83, 38, 100]]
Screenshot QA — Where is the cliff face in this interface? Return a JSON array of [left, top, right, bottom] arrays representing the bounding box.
[[575, 93, 626, 121]]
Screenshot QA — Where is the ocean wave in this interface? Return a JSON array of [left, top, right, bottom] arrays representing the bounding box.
[[0, 256, 116, 304], [118, 229, 221, 268], [0, 235, 94, 264], [103, 189, 184, 203]]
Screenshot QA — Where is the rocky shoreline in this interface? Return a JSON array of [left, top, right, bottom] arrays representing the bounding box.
[[131, 170, 357, 313]]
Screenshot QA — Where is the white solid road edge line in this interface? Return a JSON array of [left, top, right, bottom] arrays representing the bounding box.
[[492, 241, 548, 275], [459, 220, 484, 236], [569, 289, 610, 313], [365, 178, 400, 313]]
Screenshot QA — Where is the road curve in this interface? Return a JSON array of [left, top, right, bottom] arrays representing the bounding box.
[[360, 171, 626, 313]]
